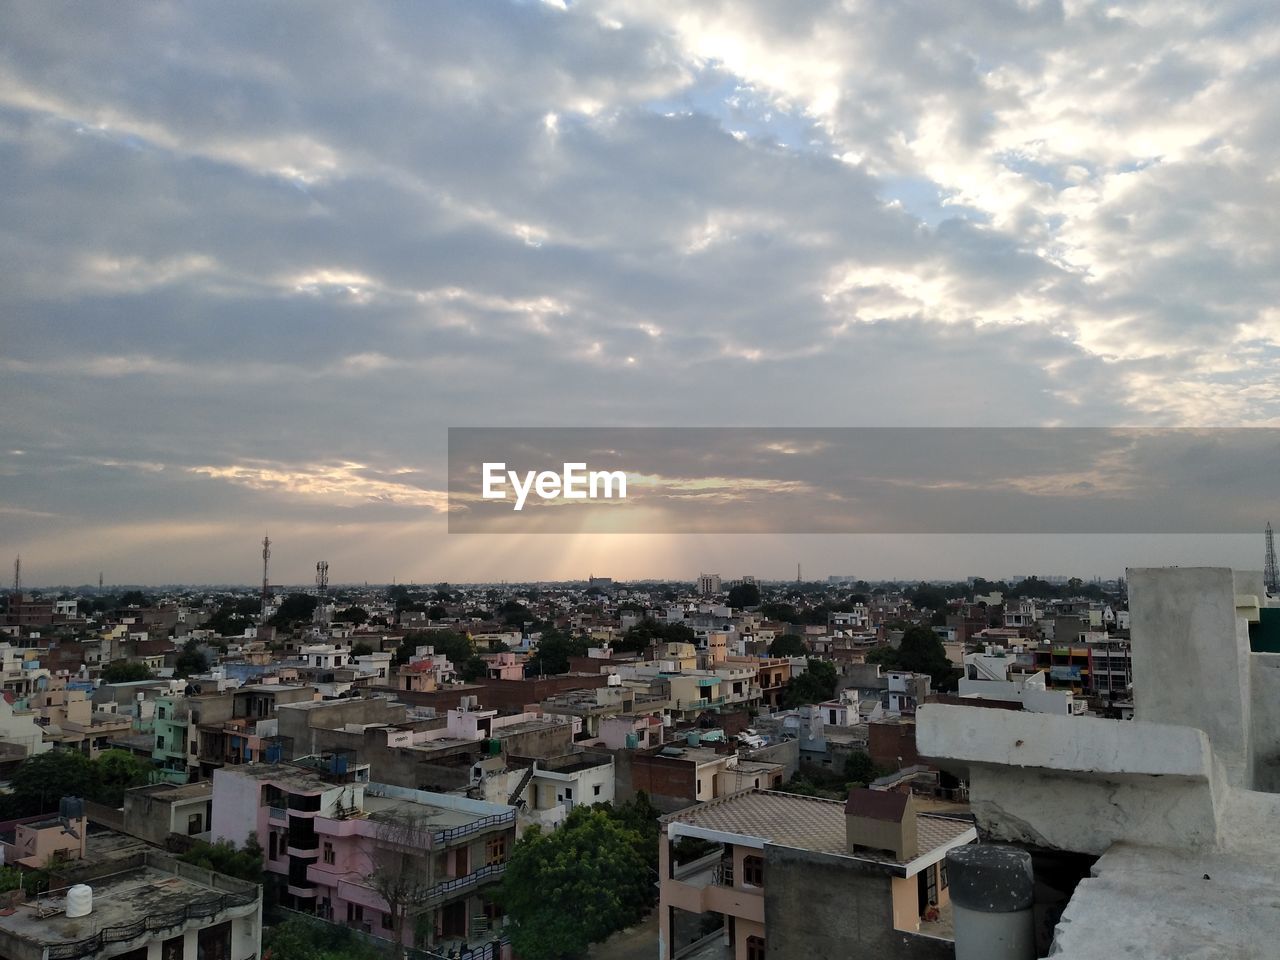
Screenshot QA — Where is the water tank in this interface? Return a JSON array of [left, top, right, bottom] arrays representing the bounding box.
[[686, 731, 701, 747], [66, 885, 92, 918]]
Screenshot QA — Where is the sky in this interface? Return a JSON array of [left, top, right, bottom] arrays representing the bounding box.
[[2, 1, 1279, 586]]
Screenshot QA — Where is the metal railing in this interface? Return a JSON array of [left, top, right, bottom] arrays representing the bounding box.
[[431, 810, 515, 846], [423, 863, 506, 907], [46, 889, 257, 959]]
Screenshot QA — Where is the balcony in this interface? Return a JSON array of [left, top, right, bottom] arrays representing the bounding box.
[[430, 810, 516, 847], [338, 863, 507, 913]]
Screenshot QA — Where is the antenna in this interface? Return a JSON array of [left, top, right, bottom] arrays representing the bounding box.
[[13, 555, 21, 595], [1266, 523, 1279, 596], [98, 571, 103, 591], [261, 535, 271, 621], [314, 560, 330, 629]]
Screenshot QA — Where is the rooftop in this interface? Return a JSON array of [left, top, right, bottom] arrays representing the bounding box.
[[663, 789, 975, 872], [0, 852, 258, 959]]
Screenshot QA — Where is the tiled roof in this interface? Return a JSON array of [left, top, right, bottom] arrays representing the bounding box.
[[663, 788, 973, 865]]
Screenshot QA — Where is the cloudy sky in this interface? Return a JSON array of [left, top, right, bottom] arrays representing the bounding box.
[[2, 1, 1278, 585]]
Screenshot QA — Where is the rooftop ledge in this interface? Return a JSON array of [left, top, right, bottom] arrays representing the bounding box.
[[916, 704, 1212, 781]]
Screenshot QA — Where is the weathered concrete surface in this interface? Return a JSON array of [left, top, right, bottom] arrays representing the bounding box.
[[917, 705, 1222, 854], [1249, 652, 1280, 792], [763, 845, 954, 960], [1047, 842, 1280, 960], [1129, 567, 1253, 785]]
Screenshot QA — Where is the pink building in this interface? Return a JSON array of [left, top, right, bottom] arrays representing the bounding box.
[[483, 652, 524, 681], [211, 757, 516, 953]]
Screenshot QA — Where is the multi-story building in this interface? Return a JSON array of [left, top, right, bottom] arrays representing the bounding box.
[[211, 758, 515, 952], [696, 574, 722, 597], [658, 787, 976, 960], [0, 848, 262, 960]]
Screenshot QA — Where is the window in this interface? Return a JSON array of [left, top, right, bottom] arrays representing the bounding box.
[[940, 859, 948, 890], [323, 841, 335, 865], [746, 936, 766, 960], [187, 813, 202, 835], [593, 784, 602, 797], [269, 832, 278, 860], [564, 787, 573, 800], [486, 834, 506, 865], [162, 935, 185, 960], [925, 863, 938, 906], [742, 855, 764, 887]]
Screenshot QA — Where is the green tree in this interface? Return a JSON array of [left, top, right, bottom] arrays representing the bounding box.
[[174, 646, 209, 678], [760, 601, 798, 623], [4, 750, 98, 817], [206, 597, 261, 636], [500, 807, 652, 960], [394, 629, 472, 669], [335, 606, 369, 625], [101, 660, 153, 683], [843, 750, 878, 786], [460, 654, 489, 682], [95, 749, 154, 805], [263, 914, 386, 960], [350, 641, 374, 657], [727, 582, 761, 609], [616, 618, 696, 655], [268, 592, 318, 628], [780, 658, 838, 708], [889, 625, 956, 688], [178, 836, 264, 884], [768, 634, 807, 658], [528, 630, 590, 675]]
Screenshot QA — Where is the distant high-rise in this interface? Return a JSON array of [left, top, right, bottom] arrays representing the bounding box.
[[1266, 523, 1279, 596], [696, 573, 721, 596]]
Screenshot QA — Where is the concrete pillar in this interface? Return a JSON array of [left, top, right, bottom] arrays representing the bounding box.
[[947, 844, 1035, 960]]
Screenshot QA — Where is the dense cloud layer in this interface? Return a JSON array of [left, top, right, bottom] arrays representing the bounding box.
[[1, 1, 1276, 582]]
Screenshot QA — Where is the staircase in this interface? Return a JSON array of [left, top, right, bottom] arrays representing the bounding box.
[[507, 764, 536, 807]]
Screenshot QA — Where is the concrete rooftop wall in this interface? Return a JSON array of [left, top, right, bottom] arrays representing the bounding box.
[[1128, 567, 1253, 786]]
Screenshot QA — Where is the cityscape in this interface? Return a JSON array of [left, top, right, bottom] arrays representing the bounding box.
[[4, 2, 1279, 959]]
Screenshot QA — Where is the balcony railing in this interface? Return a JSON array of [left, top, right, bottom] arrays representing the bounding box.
[[431, 810, 516, 846], [46, 888, 257, 959], [424, 862, 506, 907]]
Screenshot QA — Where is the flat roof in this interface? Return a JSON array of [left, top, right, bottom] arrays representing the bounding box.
[[0, 857, 256, 949], [663, 789, 975, 870]]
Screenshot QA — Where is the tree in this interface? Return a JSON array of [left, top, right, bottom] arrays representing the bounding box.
[[727, 582, 760, 609], [179, 836, 264, 884], [394, 629, 472, 669], [780, 658, 838, 708], [206, 597, 260, 636], [268, 592, 318, 628], [760, 601, 798, 623], [101, 660, 153, 683], [365, 812, 437, 960], [95, 749, 154, 805], [616, 618, 695, 655], [528, 630, 590, 675], [335, 606, 369, 625], [768, 634, 807, 658], [500, 807, 651, 960], [174, 646, 209, 678], [350, 641, 374, 657], [460, 654, 488, 682], [264, 914, 385, 960], [3, 751, 97, 818], [844, 750, 878, 786]]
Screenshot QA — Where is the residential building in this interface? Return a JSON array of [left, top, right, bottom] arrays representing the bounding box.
[[658, 787, 976, 959], [211, 760, 515, 951], [0, 848, 262, 960]]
